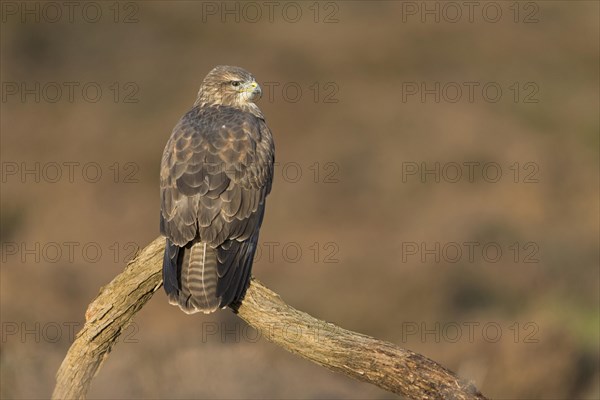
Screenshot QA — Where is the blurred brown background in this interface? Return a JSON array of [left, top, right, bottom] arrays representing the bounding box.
[[1, 1, 598, 399]]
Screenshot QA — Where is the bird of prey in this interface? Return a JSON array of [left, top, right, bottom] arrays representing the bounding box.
[[160, 65, 274, 314]]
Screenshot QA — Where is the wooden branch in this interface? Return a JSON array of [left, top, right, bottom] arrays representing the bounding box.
[[53, 237, 487, 400]]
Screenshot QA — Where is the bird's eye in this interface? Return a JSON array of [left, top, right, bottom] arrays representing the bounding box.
[[230, 81, 241, 87]]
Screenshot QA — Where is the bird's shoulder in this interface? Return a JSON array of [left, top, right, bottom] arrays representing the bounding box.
[[174, 104, 262, 142], [161, 103, 273, 188]]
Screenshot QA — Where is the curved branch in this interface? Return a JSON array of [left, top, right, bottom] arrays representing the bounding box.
[[52, 237, 486, 400]]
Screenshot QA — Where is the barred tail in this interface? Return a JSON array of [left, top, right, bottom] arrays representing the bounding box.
[[163, 239, 220, 314]]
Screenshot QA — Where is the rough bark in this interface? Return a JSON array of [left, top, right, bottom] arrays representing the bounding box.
[[53, 237, 486, 400]]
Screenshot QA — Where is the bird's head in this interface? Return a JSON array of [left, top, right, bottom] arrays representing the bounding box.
[[195, 65, 262, 111]]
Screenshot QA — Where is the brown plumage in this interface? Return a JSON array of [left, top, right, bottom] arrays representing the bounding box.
[[160, 65, 274, 314]]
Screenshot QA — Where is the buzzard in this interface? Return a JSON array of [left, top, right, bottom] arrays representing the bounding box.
[[160, 65, 275, 314]]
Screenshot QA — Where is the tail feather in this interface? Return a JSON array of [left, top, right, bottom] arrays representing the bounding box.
[[163, 239, 220, 314], [184, 242, 220, 312], [162, 232, 260, 314]]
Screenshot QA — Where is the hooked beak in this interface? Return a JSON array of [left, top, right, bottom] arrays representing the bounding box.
[[242, 80, 262, 101]]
